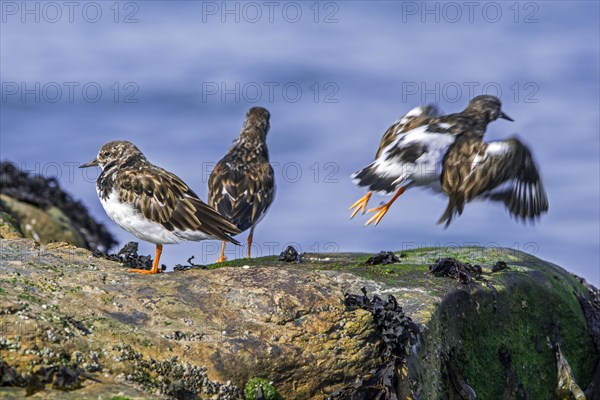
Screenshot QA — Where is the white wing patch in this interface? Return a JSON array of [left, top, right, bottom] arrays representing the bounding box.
[[467, 141, 509, 174], [371, 125, 455, 187], [399, 105, 427, 124], [485, 141, 510, 156]]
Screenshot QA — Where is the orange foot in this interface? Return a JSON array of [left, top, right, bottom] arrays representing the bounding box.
[[129, 244, 162, 274], [128, 267, 161, 275], [365, 203, 392, 226], [216, 241, 228, 263], [364, 186, 407, 226], [349, 192, 372, 219]]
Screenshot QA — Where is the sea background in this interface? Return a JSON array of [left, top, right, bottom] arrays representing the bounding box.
[[1, 1, 598, 285]]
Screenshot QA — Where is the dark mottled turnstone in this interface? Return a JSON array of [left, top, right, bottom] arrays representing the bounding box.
[[352, 95, 547, 226], [208, 107, 275, 263], [349, 104, 440, 218], [438, 136, 548, 226], [80, 141, 241, 274]]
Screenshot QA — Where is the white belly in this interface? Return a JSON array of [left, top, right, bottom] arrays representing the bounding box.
[[99, 189, 212, 244], [411, 142, 449, 188], [374, 129, 454, 189]]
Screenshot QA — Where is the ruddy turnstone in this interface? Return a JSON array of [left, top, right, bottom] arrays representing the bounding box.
[[351, 95, 544, 226], [349, 104, 440, 218], [438, 136, 548, 226], [80, 141, 241, 274], [209, 107, 275, 263]]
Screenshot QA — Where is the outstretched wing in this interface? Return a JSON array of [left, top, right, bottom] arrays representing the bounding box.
[[439, 137, 548, 226], [117, 166, 241, 243], [208, 160, 275, 232], [375, 104, 440, 158]]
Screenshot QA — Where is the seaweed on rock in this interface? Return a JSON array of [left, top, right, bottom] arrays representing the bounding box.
[[0, 161, 116, 251], [330, 288, 420, 400]]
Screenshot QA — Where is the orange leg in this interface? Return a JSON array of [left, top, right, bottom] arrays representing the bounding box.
[[216, 241, 227, 263], [365, 186, 407, 226], [247, 226, 255, 259], [130, 244, 162, 274], [349, 191, 372, 219]]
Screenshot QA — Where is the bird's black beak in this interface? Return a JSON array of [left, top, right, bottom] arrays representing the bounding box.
[[79, 159, 99, 168], [500, 112, 514, 122]]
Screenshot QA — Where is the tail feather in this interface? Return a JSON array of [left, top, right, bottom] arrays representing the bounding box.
[[190, 198, 241, 245], [437, 193, 464, 228], [352, 164, 399, 194]]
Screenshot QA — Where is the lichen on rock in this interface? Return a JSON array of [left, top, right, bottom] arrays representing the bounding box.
[[0, 239, 598, 399]]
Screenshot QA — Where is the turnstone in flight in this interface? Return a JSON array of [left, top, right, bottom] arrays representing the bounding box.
[[209, 107, 275, 263], [351, 95, 547, 226], [80, 141, 241, 274], [438, 136, 548, 226], [349, 104, 440, 218]]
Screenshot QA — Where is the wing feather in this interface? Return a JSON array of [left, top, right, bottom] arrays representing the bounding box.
[[209, 161, 275, 232], [117, 166, 241, 243], [375, 105, 440, 158], [439, 137, 548, 226]]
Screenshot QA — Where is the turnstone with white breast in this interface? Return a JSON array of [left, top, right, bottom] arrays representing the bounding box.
[[349, 104, 440, 218], [351, 95, 539, 226], [80, 141, 241, 274], [208, 107, 275, 263]]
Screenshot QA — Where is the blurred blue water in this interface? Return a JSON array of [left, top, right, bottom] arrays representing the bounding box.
[[1, 1, 598, 285]]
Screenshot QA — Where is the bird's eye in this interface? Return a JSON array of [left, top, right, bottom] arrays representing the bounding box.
[[103, 151, 110, 157]]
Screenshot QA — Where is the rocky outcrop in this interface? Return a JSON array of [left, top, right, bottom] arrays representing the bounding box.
[[0, 210, 23, 239], [0, 239, 598, 399], [0, 194, 87, 247], [0, 162, 116, 251]]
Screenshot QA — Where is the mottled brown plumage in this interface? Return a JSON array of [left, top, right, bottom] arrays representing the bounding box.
[[439, 136, 548, 226], [81, 140, 241, 274], [351, 96, 545, 227], [442, 95, 513, 137], [114, 166, 242, 241], [375, 105, 441, 158], [208, 107, 275, 262]]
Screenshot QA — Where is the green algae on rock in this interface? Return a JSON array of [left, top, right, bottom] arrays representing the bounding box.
[[0, 161, 117, 251], [0, 239, 597, 399], [0, 210, 23, 239], [0, 194, 86, 247], [244, 378, 279, 400]]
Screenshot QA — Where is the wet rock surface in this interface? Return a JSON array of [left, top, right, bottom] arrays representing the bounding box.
[[0, 240, 598, 399]]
